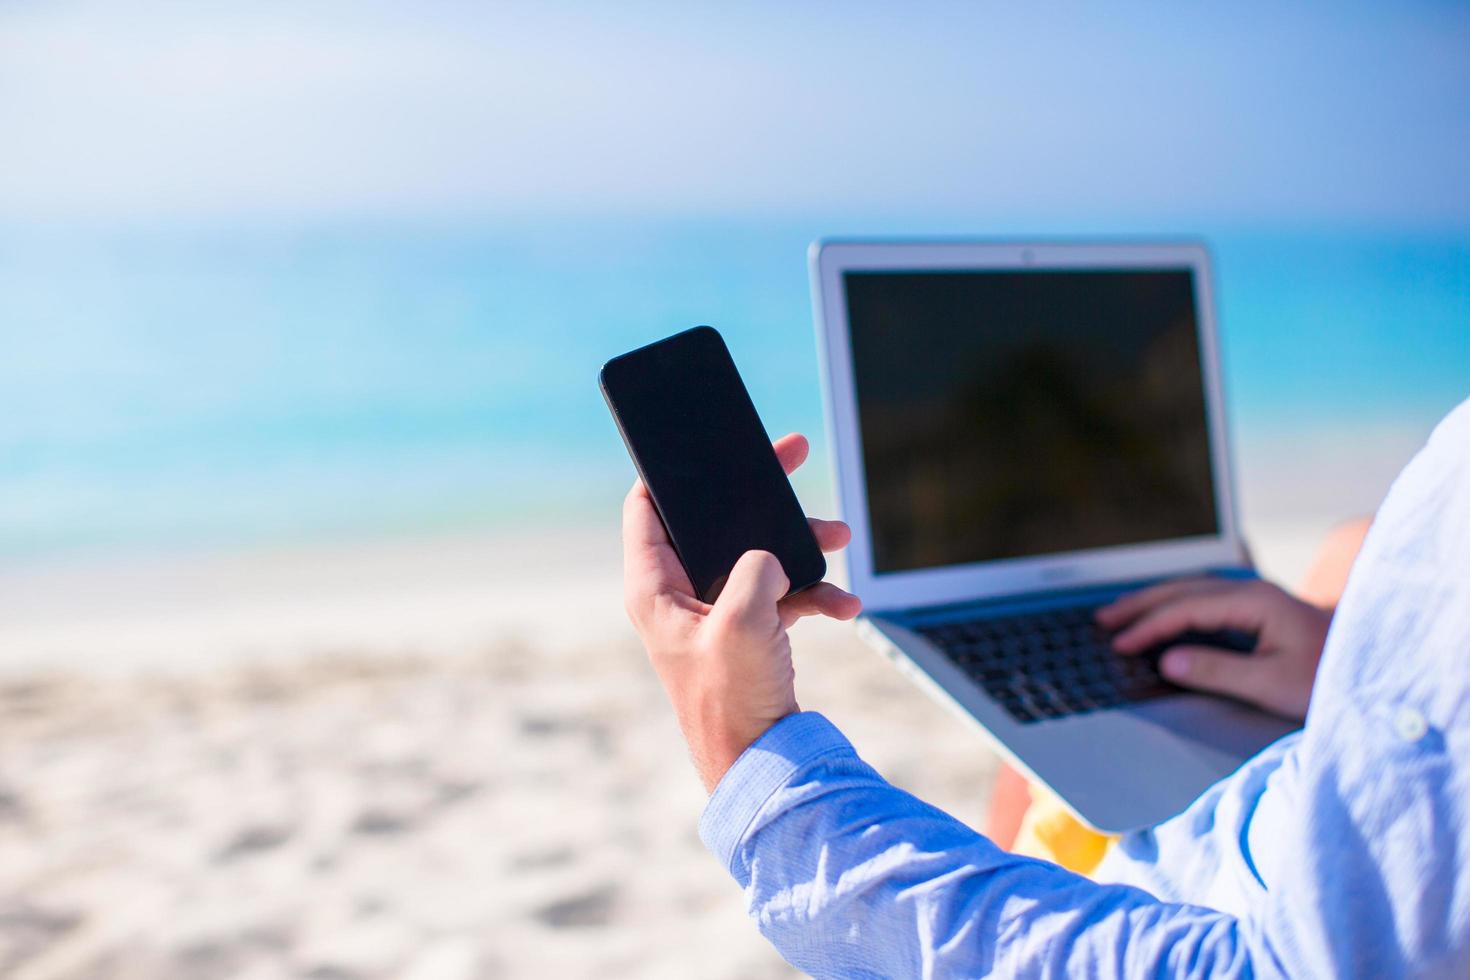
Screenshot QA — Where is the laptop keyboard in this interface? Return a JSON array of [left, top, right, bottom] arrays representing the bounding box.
[[915, 604, 1184, 724]]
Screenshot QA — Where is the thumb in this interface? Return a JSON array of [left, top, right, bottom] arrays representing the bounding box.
[[712, 551, 790, 631], [1158, 646, 1272, 704]]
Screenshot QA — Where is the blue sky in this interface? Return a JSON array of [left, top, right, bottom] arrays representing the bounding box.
[[2, 2, 1467, 226]]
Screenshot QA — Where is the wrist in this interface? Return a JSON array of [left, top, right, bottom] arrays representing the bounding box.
[[679, 702, 796, 793]]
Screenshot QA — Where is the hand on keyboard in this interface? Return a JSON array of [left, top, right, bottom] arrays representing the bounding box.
[[1098, 577, 1331, 722]]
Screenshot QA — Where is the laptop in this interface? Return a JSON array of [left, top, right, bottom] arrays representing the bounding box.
[[809, 240, 1298, 833]]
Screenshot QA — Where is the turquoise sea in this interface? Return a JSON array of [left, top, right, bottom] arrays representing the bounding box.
[[2, 218, 1467, 564]]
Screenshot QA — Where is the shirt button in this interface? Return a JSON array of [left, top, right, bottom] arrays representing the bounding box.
[[1394, 707, 1428, 742]]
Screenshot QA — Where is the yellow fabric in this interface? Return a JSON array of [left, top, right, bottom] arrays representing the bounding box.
[[1010, 785, 1114, 876]]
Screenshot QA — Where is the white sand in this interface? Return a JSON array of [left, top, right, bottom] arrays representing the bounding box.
[[0, 526, 629, 676], [0, 422, 1429, 978], [0, 529, 1003, 979]]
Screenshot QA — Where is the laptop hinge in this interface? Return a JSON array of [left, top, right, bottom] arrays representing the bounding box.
[[868, 565, 1257, 624]]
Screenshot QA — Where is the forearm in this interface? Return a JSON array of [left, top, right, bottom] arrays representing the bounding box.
[[701, 713, 1260, 979]]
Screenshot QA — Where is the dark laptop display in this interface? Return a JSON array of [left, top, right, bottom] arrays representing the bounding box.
[[844, 268, 1219, 574]]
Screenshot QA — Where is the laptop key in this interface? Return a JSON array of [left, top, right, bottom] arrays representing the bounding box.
[[918, 602, 1183, 723]]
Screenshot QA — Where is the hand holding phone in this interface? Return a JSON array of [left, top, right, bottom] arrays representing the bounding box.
[[606, 329, 861, 790], [617, 422, 861, 792], [601, 325, 829, 603]]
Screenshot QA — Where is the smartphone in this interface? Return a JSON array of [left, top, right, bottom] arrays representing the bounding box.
[[600, 326, 826, 603]]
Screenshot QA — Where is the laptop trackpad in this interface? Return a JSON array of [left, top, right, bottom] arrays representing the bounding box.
[[1128, 694, 1298, 769], [1038, 694, 1299, 832]]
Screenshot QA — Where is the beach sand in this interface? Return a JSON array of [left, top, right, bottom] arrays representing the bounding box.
[[0, 423, 1425, 978], [0, 528, 1005, 980]]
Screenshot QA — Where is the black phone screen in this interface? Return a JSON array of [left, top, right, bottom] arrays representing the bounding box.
[[600, 326, 826, 603]]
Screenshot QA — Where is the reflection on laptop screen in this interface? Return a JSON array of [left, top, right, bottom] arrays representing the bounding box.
[[844, 268, 1219, 574]]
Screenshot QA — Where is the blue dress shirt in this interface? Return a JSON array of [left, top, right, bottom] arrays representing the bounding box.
[[699, 398, 1470, 978]]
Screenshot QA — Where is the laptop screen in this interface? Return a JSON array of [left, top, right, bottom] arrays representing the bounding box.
[[843, 268, 1219, 575]]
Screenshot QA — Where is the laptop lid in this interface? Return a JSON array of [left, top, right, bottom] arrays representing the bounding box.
[[810, 240, 1248, 613]]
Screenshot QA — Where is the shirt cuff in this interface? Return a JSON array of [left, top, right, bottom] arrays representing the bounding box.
[[698, 711, 856, 877]]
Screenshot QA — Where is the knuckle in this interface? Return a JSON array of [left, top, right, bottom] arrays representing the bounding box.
[[622, 594, 645, 628], [623, 582, 652, 615]]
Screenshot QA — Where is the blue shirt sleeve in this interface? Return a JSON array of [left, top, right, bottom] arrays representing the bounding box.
[[698, 397, 1470, 979], [702, 712, 1254, 979]]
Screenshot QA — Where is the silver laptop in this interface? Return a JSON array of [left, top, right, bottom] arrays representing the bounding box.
[[809, 240, 1297, 833]]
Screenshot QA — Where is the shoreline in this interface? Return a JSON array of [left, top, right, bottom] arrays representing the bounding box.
[[0, 524, 629, 677], [0, 415, 1426, 679]]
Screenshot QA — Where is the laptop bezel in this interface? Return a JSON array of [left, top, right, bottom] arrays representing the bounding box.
[[810, 239, 1248, 614]]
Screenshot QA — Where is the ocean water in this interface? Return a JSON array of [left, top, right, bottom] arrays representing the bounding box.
[[1, 218, 1467, 564]]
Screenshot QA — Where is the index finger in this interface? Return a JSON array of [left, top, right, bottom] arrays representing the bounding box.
[[622, 478, 660, 547], [1096, 576, 1231, 629], [622, 479, 695, 596], [1111, 589, 1268, 654]]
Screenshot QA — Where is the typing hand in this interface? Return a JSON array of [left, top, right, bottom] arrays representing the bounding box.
[[622, 432, 862, 792], [1097, 577, 1332, 722]]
